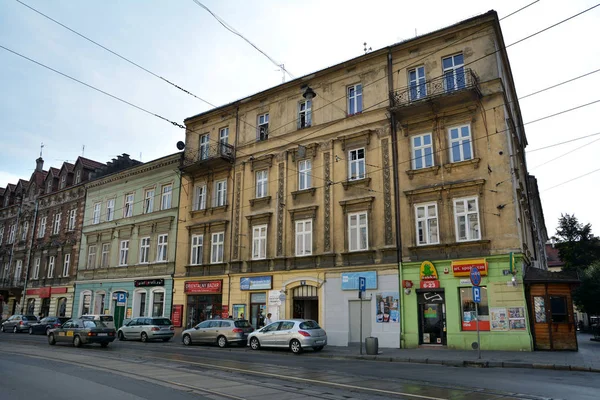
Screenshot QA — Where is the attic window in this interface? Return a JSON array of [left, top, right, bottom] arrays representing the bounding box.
[[47, 181, 52, 193], [60, 175, 66, 189], [75, 170, 81, 184]]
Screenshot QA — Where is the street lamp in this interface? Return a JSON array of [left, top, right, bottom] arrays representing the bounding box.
[[302, 86, 316, 101]]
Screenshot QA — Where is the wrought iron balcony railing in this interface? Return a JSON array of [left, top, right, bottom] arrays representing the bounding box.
[[182, 142, 235, 171], [0, 278, 25, 289], [390, 68, 479, 108]]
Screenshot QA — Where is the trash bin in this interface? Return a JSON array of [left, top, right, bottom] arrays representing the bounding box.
[[365, 336, 378, 355]]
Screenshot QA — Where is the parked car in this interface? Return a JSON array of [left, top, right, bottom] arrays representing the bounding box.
[[117, 317, 175, 342], [80, 314, 115, 329], [48, 318, 116, 348], [182, 319, 254, 347], [28, 316, 70, 335], [247, 319, 327, 354], [1, 315, 39, 333]]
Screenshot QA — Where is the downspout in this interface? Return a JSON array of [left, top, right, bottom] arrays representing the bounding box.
[[387, 49, 404, 348], [171, 153, 184, 319], [20, 200, 38, 313], [6, 205, 22, 311], [227, 106, 240, 312]]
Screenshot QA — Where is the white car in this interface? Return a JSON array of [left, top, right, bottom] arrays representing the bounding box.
[[247, 319, 327, 354]]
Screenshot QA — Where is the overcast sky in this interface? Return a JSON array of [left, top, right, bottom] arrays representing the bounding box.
[[1, 0, 599, 237]]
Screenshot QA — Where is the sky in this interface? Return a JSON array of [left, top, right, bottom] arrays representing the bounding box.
[[1, 0, 599, 237]]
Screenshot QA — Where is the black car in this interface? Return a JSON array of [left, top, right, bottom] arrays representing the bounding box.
[[28, 316, 70, 335]]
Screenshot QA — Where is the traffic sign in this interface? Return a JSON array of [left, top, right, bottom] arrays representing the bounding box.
[[470, 267, 482, 286], [472, 286, 481, 303], [359, 277, 366, 292], [116, 292, 127, 306]]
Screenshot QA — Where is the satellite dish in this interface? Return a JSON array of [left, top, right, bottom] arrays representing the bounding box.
[[176, 141, 185, 150]]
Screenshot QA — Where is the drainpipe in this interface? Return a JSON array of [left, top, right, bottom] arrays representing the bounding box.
[[387, 49, 405, 348], [6, 204, 22, 312], [227, 106, 240, 312], [20, 200, 39, 313], [171, 153, 184, 319]]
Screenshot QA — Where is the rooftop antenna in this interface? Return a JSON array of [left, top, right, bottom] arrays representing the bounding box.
[[139, 152, 142, 161], [40, 142, 44, 158], [82, 145, 85, 157], [276, 64, 286, 83], [363, 42, 372, 54]]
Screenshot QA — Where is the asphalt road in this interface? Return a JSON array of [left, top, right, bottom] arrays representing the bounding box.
[[1, 332, 599, 400]]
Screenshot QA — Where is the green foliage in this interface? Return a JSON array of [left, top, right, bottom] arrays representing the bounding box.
[[573, 262, 600, 316], [553, 214, 600, 272]]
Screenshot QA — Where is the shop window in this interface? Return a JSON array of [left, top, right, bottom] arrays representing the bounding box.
[[459, 286, 489, 331], [94, 293, 105, 315], [534, 296, 546, 323], [56, 297, 67, 317], [550, 296, 568, 323], [134, 291, 147, 317], [81, 292, 91, 316], [152, 291, 165, 317]]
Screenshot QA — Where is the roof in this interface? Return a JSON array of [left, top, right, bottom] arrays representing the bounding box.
[[64, 162, 74, 173], [545, 244, 566, 268], [77, 156, 104, 170], [0, 188, 4, 196], [32, 170, 48, 187], [6, 183, 15, 192], [16, 179, 29, 190], [47, 167, 60, 178], [524, 267, 580, 284]]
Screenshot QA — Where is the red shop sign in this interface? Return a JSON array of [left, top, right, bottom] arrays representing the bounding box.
[[51, 287, 68, 294], [171, 305, 183, 327], [420, 280, 440, 289], [184, 280, 222, 294]]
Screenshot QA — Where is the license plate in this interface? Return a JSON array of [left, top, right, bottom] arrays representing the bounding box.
[[97, 333, 108, 336], [315, 340, 324, 345]]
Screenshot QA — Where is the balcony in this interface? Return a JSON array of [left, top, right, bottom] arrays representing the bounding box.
[[181, 142, 234, 174], [0, 278, 25, 290], [390, 69, 480, 118]]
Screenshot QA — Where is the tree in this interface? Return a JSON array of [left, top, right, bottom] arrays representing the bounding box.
[[573, 261, 600, 317], [553, 214, 600, 272]]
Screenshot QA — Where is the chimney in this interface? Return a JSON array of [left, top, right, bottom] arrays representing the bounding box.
[[36, 157, 44, 172]]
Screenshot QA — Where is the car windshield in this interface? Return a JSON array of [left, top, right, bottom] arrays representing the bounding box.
[[152, 318, 172, 326], [99, 316, 113, 322], [83, 320, 107, 328], [234, 320, 252, 328], [299, 321, 321, 330]]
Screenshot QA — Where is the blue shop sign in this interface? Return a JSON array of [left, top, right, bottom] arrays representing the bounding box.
[[341, 271, 377, 290], [240, 276, 273, 291]]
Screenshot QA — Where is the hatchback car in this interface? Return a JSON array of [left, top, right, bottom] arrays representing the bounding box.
[[247, 319, 327, 354], [117, 317, 174, 342], [48, 318, 116, 347], [28, 316, 70, 335], [182, 319, 254, 347], [1, 315, 39, 333]]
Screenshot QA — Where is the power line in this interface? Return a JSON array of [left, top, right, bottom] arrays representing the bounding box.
[[519, 68, 600, 100], [530, 137, 600, 170], [527, 132, 600, 152], [542, 167, 600, 192], [14, 0, 216, 108]]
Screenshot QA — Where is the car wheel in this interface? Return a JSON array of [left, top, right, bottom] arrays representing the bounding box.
[[290, 339, 303, 354], [313, 346, 324, 352], [28, 327, 33, 335], [217, 335, 228, 348], [0, 325, 4, 333], [46, 327, 51, 336], [182, 334, 192, 346], [73, 335, 82, 348], [48, 333, 56, 345], [118, 331, 125, 341], [13, 326, 18, 333], [100, 342, 109, 348], [250, 337, 260, 350], [162, 337, 170, 342], [141, 332, 148, 343]]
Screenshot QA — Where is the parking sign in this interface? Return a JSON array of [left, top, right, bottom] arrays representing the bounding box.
[[472, 286, 481, 303]]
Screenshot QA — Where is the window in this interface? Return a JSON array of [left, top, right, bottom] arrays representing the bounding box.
[[348, 212, 368, 251], [534, 296, 546, 323], [214, 180, 227, 207], [93, 203, 101, 224], [409, 66, 427, 100], [348, 148, 366, 180], [62, 254, 70, 276], [191, 234, 203, 265], [21, 221, 28, 241], [459, 286, 489, 331], [443, 53, 465, 92], [550, 296, 569, 323], [14, 260, 22, 283], [415, 203, 439, 245], [33, 257, 40, 279], [298, 159, 312, 190], [68, 209, 76, 230], [193, 185, 206, 211], [81, 292, 91, 316], [255, 170, 268, 198], [124, 193, 134, 217], [60, 175, 66, 189], [119, 240, 129, 266], [161, 185, 172, 210], [87, 245, 97, 269], [94, 293, 105, 315], [152, 291, 164, 317], [295, 219, 312, 256], [347, 84, 363, 115], [0, 227, 3, 244], [211, 232, 224, 264], [47, 181, 52, 193], [156, 234, 168, 262], [52, 213, 61, 235], [411, 133, 434, 169], [448, 125, 473, 163], [8, 224, 16, 244], [252, 225, 267, 260], [139, 237, 150, 264], [454, 197, 481, 241], [298, 100, 312, 128], [138, 293, 147, 317], [38, 216, 47, 238], [101, 243, 110, 267], [47, 256, 55, 278], [106, 199, 115, 221], [75, 170, 81, 184], [257, 113, 269, 141], [144, 189, 154, 213], [199, 134, 210, 160], [219, 127, 229, 146]]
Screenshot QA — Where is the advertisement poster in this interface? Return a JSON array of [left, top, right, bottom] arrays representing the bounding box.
[[490, 307, 509, 331], [232, 304, 246, 320], [171, 305, 183, 327], [508, 307, 527, 330], [375, 292, 399, 323], [341, 271, 377, 290], [126, 307, 132, 319], [221, 305, 229, 319]]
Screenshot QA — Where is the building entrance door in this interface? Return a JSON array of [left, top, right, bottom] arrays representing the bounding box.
[[349, 299, 371, 343], [250, 292, 267, 329], [292, 285, 318, 321], [41, 298, 50, 317], [417, 290, 446, 345]]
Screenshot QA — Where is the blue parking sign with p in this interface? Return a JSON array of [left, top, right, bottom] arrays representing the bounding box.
[[472, 286, 481, 303], [116, 293, 126, 306], [359, 277, 366, 292]]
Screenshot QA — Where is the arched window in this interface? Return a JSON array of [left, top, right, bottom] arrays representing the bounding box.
[[94, 292, 106, 315], [56, 297, 67, 317], [132, 289, 148, 318], [79, 290, 92, 316], [150, 288, 165, 317], [27, 298, 35, 315]]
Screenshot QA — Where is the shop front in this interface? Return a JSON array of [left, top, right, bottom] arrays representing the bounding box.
[[23, 286, 72, 318], [183, 279, 225, 329]]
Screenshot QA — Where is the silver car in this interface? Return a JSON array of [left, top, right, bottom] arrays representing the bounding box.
[[247, 319, 327, 354], [117, 317, 174, 342], [1, 315, 39, 333], [182, 319, 254, 348]]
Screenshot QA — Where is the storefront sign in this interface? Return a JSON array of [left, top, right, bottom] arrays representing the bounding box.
[[171, 304, 183, 327], [402, 280, 414, 289], [135, 279, 164, 287], [240, 276, 272, 291], [452, 259, 488, 276], [462, 319, 490, 331], [420, 280, 440, 289], [185, 280, 222, 294], [51, 287, 68, 294], [420, 261, 439, 281], [341, 271, 377, 290]]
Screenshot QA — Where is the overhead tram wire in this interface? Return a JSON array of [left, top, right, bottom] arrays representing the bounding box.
[[542, 167, 600, 192], [530, 137, 600, 170], [527, 132, 600, 153]]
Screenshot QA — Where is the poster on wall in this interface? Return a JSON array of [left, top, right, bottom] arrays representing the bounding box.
[[508, 307, 527, 330], [375, 292, 399, 323], [490, 307, 509, 331], [126, 307, 132, 319], [221, 305, 229, 319], [171, 305, 183, 327], [232, 304, 246, 319]]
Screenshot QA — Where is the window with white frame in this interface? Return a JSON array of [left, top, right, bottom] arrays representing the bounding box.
[[214, 180, 227, 207], [68, 209, 76, 230], [193, 185, 206, 211], [94, 292, 106, 315], [211, 232, 224, 264], [199, 134, 210, 160], [38, 216, 47, 238], [47, 181, 52, 193], [60, 175, 66, 189], [124, 193, 134, 217], [139, 237, 150, 264], [87, 245, 97, 269], [75, 170, 81, 184], [448, 125, 473, 163], [14, 260, 22, 283], [298, 100, 312, 129], [52, 213, 61, 235], [156, 234, 168, 262], [298, 159, 312, 190], [409, 66, 427, 101], [81, 291, 92, 316], [8, 224, 16, 244], [295, 219, 312, 256], [144, 188, 155, 213], [93, 203, 101, 224], [348, 148, 366, 180], [106, 199, 115, 221], [415, 203, 439, 245], [443, 53, 465, 92], [348, 212, 368, 252], [255, 170, 268, 198], [219, 127, 230, 156], [412, 133, 434, 169], [257, 113, 269, 141], [47, 256, 55, 278], [33, 257, 40, 279], [190, 234, 204, 265], [135, 291, 147, 317], [347, 84, 363, 115], [21, 221, 28, 241], [161, 185, 172, 210], [252, 225, 267, 260], [454, 197, 481, 242], [101, 243, 110, 267], [152, 290, 165, 317], [119, 240, 129, 266], [62, 253, 70, 276], [0, 227, 3, 245]]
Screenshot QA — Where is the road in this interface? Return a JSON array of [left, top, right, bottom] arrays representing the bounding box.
[[1, 332, 599, 400]]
